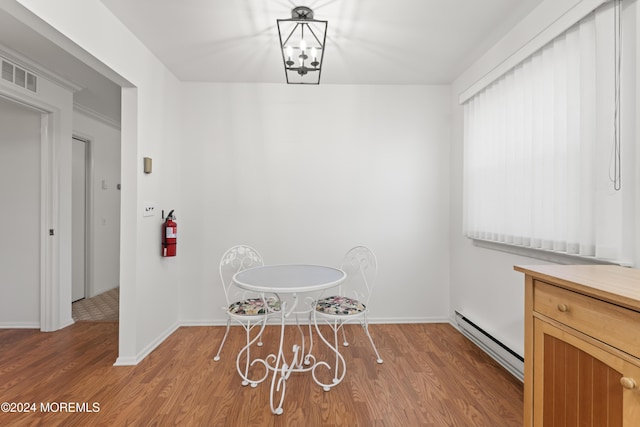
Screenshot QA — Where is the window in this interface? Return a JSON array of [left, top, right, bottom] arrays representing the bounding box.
[[463, 1, 635, 265]]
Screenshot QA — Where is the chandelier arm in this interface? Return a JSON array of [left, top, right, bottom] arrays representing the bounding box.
[[305, 24, 325, 48], [285, 67, 319, 72], [276, 23, 291, 83], [280, 23, 300, 48]]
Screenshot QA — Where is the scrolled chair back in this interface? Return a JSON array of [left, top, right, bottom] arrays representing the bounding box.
[[341, 246, 377, 305], [219, 245, 264, 304]]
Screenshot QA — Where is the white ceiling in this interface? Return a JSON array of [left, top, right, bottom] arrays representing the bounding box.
[[100, 0, 545, 85], [0, 0, 544, 123], [0, 7, 122, 122]]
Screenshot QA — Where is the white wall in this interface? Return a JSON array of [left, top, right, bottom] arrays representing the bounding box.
[[11, 0, 183, 363], [179, 83, 452, 324], [73, 109, 121, 297], [450, 0, 640, 357]]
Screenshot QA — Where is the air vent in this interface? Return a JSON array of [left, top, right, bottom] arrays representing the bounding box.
[[1, 60, 13, 81], [1, 58, 37, 93]]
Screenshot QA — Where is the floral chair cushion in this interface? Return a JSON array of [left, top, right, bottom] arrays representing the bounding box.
[[315, 295, 366, 315], [229, 297, 281, 315]]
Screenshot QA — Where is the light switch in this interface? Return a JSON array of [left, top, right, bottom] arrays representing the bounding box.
[[102, 179, 109, 190], [143, 202, 156, 217]]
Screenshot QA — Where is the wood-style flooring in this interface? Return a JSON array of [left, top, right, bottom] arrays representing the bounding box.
[[0, 322, 523, 426]]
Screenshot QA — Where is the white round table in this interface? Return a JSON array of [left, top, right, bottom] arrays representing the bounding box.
[[233, 264, 346, 294]]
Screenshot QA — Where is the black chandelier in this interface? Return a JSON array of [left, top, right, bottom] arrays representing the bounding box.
[[277, 6, 327, 85]]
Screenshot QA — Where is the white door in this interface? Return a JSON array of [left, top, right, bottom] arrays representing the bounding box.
[[72, 137, 87, 302], [0, 96, 41, 325]]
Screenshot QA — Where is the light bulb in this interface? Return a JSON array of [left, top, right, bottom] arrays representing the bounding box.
[[311, 47, 317, 60], [286, 46, 293, 60], [300, 39, 306, 53]]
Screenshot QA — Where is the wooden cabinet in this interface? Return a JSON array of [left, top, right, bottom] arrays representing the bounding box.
[[515, 265, 640, 427]]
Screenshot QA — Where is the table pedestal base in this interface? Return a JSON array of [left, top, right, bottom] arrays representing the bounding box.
[[238, 300, 346, 415]]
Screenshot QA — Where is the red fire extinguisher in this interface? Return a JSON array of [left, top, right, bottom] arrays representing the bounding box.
[[162, 210, 177, 257]]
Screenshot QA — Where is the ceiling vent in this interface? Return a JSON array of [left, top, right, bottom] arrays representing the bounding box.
[[1, 57, 37, 93]]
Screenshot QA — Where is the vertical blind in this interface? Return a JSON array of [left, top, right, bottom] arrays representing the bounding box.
[[463, 2, 635, 265]]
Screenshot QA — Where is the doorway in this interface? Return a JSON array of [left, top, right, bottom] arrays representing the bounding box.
[[0, 96, 42, 327]]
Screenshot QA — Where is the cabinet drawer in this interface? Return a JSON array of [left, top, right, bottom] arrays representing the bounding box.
[[534, 280, 640, 358]]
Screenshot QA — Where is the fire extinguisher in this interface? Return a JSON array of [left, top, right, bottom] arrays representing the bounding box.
[[162, 210, 177, 257]]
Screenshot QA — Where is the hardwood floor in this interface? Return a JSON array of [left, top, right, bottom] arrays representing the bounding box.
[[0, 322, 523, 426]]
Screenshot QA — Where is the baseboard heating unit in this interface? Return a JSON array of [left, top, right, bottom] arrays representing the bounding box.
[[455, 311, 524, 382]]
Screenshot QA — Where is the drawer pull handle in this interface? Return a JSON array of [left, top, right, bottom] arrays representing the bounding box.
[[557, 303, 569, 312], [621, 377, 637, 390]]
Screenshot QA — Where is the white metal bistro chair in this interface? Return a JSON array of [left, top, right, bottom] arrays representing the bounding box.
[[213, 245, 281, 386], [312, 246, 383, 387]]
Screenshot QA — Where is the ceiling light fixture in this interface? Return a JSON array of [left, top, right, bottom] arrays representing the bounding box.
[[277, 6, 327, 85]]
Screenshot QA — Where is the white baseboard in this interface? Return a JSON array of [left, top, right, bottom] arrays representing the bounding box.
[[113, 356, 137, 366], [366, 316, 450, 324], [0, 322, 40, 329], [60, 317, 75, 329], [181, 315, 449, 327], [113, 321, 180, 366], [180, 319, 229, 327], [113, 316, 453, 366]]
